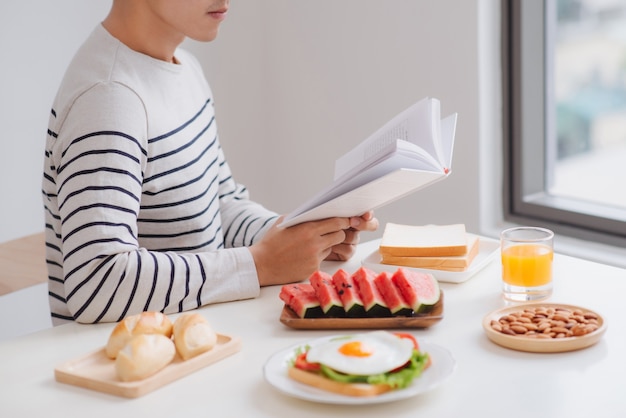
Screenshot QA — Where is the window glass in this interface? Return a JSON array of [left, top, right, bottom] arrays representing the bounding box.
[[505, 0, 626, 247], [550, 0, 626, 210]]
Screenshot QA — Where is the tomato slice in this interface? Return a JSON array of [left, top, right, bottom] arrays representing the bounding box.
[[388, 333, 420, 373], [294, 352, 321, 372], [394, 332, 419, 350]]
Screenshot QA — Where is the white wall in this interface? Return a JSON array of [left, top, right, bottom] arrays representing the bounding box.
[[0, 1, 112, 242], [186, 0, 487, 240], [0, 0, 497, 244]]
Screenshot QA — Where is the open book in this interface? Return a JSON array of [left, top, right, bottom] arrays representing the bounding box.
[[279, 97, 458, 228]]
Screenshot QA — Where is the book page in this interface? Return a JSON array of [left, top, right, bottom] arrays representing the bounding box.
[[440, 113, 458, 171], [280, 169, 448, 228], [336, 139, 442, 187], [284, 140, 442, 221], [334, 97, 444, 180], [279, 97, 457, 228]]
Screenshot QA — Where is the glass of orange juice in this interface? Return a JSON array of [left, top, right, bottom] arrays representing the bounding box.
[[501, 227, 554, 301]]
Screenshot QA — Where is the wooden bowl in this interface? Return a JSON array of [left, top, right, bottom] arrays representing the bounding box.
[[482, 303, 606, 353]]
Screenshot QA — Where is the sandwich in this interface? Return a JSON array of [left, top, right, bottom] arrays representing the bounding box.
[[287, 330, 431, 397]]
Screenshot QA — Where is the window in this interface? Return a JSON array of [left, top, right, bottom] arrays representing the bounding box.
[[504, 0, 626, 248]]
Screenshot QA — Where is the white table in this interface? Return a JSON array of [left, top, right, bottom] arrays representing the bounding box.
[[1, 239, 624, 417]]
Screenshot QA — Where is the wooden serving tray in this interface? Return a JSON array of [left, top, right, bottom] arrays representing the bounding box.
[[54, 333, 240, 398], [280, 291, 444, 330]]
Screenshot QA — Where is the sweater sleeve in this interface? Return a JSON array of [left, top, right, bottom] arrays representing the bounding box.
[[215, 148, 279, 248], [45, 81, 272, 324]]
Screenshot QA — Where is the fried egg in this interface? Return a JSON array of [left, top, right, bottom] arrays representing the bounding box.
[[305, 331, 414, 375]]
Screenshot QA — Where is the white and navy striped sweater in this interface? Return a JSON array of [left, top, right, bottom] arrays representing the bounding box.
[[42, 25, 278, 325]]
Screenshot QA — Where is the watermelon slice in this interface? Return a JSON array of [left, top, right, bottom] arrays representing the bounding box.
[[374, 271, 413, 316], [351, 267, 392, 317], [309, 271, 346, 317], [391, 268, 440, 313], [279, 283, 324, 318], [331, 269, 366, 318]]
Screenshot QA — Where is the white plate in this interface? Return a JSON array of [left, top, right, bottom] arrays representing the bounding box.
[[263, 335, 455, 405], [361, 236, 500, 283]]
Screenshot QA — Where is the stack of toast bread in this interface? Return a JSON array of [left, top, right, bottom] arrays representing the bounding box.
[[379, 223, 479, 272]]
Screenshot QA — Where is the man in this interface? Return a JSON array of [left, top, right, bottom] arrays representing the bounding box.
[[42, 0, 378, 324]]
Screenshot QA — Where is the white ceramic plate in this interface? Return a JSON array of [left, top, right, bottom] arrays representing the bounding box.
[[263, 335, 455, 405], [361, 236, 500, 283]]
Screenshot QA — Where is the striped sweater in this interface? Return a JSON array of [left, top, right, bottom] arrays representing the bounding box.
[[42, 25, 278, 325]]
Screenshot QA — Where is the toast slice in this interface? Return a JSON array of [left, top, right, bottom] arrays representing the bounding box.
[[287, 367, 392, 397], [379, 223, 468, 257], [381, 234, 480, 271]]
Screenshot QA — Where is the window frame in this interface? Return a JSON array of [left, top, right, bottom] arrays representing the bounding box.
[[503, 0, 626, 248]]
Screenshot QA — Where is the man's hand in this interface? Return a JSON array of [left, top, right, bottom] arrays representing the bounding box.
[[249, 212, 378, 286], [324, 211, 379, 261]]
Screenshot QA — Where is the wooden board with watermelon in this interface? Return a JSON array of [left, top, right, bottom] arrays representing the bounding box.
[[279, 267, 443, 330]]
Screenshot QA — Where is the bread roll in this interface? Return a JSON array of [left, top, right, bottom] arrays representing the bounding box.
[[115, 334, 176, 382], [105, 311, 173, 359], [173, 313, 217, 360]]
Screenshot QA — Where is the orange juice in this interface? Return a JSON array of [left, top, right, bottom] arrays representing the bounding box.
[[501, 244, 553, 287]]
